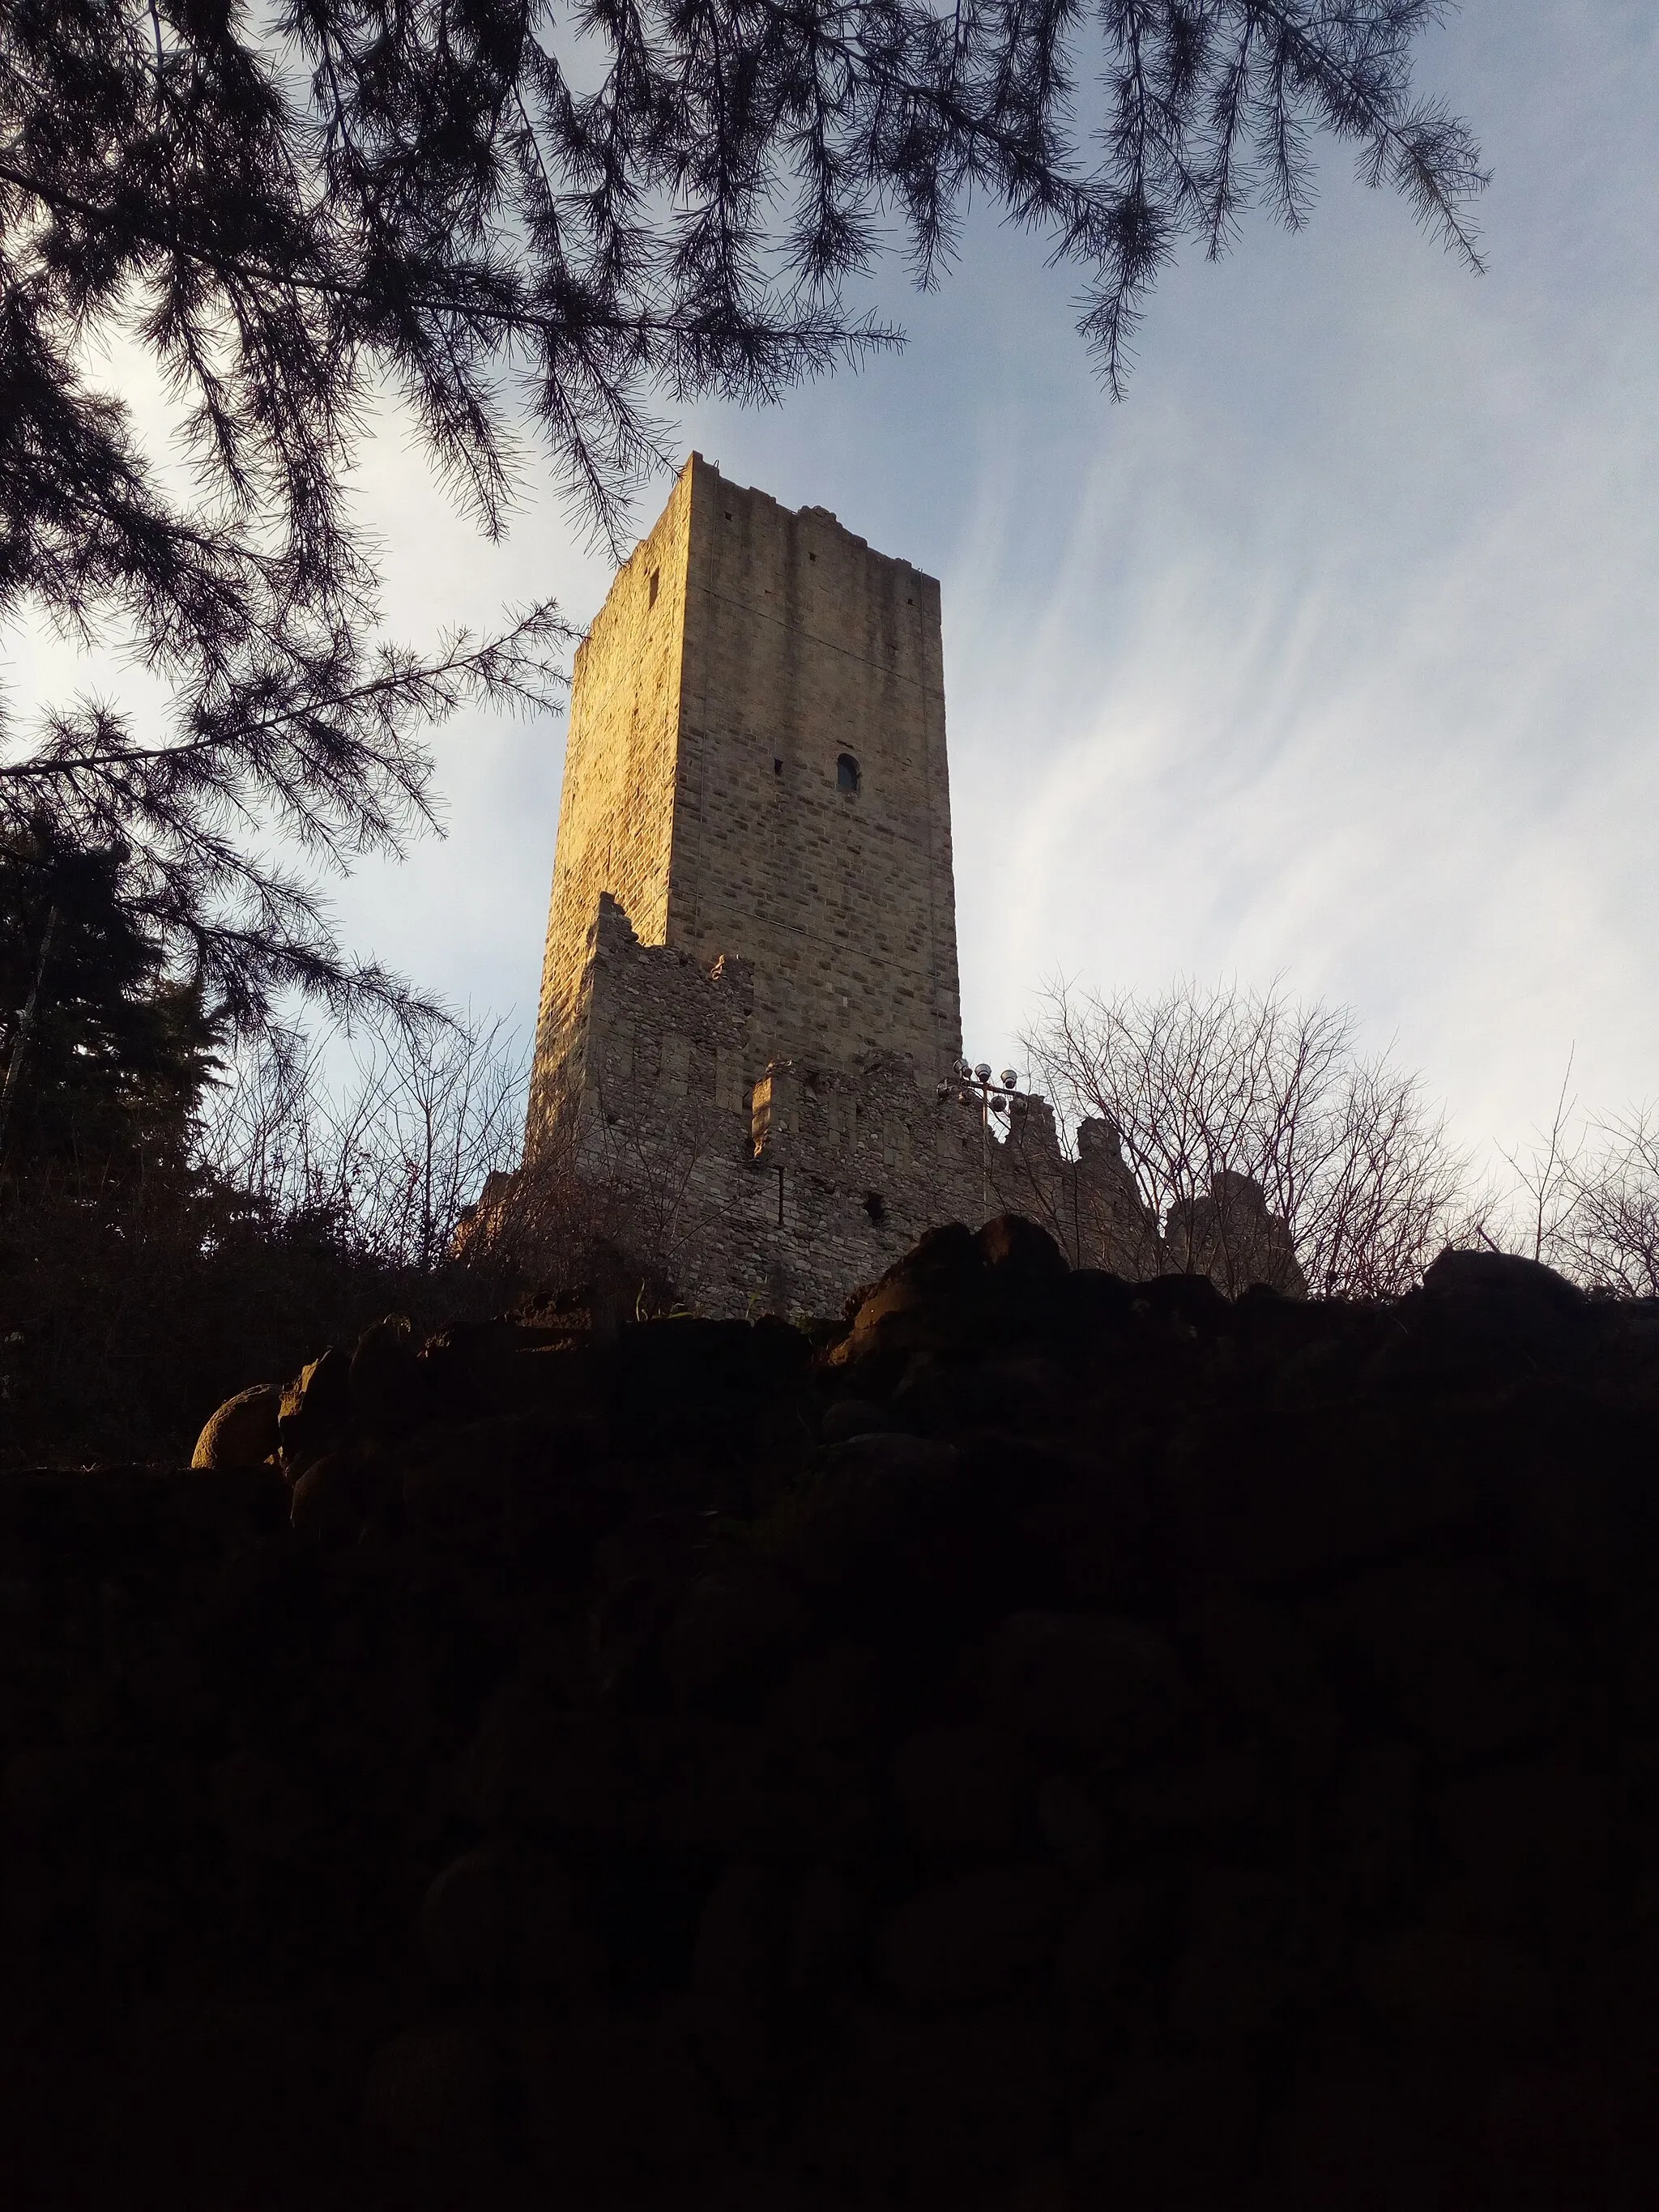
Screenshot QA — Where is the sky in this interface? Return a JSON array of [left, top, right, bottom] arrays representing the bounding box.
[[12, 1, 1659, 1174]]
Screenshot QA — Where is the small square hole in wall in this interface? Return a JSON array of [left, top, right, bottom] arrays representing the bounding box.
[[648, 569, 659, 607], [809, 551, 817, 561]]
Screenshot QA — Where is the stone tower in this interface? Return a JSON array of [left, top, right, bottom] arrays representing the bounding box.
[[496, 458, 1157, 1317], [527, 454, 963, 1150]]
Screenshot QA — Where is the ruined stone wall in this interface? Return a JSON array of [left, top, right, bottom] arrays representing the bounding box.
[[983, 1099, 1165, 1279], [514, 460, 1290, 1318], [550, 899, 980, 1315], [507, 897, 1161, 1318]]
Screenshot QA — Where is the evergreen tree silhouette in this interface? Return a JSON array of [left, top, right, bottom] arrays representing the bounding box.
[[1, 0, 1483, 1038]]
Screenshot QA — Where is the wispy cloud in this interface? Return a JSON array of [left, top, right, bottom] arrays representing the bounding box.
[[8, 2, 1654, 1178]]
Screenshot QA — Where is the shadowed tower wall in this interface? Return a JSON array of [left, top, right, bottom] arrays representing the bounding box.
[[527, 456, 963, 1149]]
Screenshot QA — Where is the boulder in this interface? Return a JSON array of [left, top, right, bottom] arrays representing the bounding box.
[[820, 1396, 892, 1443], [802, 2004, 1058, 2205], [1166, 1404, 1493, 1588], [787, 1865, 861, 1997], [891, 1725, 1024, 1854], [1129, 1270, 1232, 1331], [618, 1315, 806, 1404], [398, 1421, 513, 1540], [1316, 1560, 1568, 1758], [833, 1276, 977, 1367], [832, 1223, 986, 1370], [1034, 1771, 1106, 1880], [976, 1214, 1070, 1289], [884, 1220, 984, 1294], [1167, 1866, 1298, 2039], [416, 1315, 576, 1418], [277, 1347, 351, 1478], [986, 1610, 1184, 1753], [1117, 1745, 1269, 1842], [348, 1314, 423, 1439], [1482, 2064, 1633, 2212], [879, 1867, 1064, 2001], [209, 1745, 317, 1864], [457, 1683, 621, 1838], [1400, 1247, 1595, 1376], [518, 2006, 727, 2187], [1433, 1760, 1610, 1925], [362, 2025, 497, 2167], [4, 1744, 108, 1842], [1073, 2056, 1262, 2201], [663, 1562, 807, 1709], [1263, 2067, 1442, 2212], [692, 1860, 780, 2097], [1056, 1878, 1152, 2003], [419, 1843, 586, 1993], [1358, 1924, 1555, 2045], [190, 1383, 281, 1470], [1062, 1268, 1135, 1336], [288, 1447, 369, 1548], [1422, 1247, 1585, 1309], [756, 1433, 959, 1590]]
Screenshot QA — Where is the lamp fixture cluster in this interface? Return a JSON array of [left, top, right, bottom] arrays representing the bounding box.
[[938, 1059, 1026, 1119]]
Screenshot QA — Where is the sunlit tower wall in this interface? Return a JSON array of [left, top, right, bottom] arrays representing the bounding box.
[[526, 454, 964, 1154]]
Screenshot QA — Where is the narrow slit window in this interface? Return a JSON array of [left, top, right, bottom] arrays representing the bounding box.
[[648, 569, 660, 607], [774, 757, 784, 776], [837, 752, 861, 795]]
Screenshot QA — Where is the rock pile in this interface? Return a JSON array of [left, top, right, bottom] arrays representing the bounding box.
[[4, 1219, 1659, 2207]]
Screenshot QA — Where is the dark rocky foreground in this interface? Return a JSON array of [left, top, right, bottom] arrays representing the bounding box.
[[5, 1220, 1659, 2210]]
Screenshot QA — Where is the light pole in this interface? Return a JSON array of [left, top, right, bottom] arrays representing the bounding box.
[[938, 1059, 1032, 1217]]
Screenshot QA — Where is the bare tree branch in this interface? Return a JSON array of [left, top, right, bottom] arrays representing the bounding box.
[[1024, 974, 1473, 1297]]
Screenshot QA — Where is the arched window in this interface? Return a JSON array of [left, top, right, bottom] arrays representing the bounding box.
[[837, 752, 861, 795]]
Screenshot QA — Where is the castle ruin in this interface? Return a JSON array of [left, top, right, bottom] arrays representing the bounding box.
[[492, 457, 1291, 1315]]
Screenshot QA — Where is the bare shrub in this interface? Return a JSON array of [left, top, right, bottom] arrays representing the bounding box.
[[1, 1009, 536, 1463], [0, 1153, 401, 1465], [1499, 1071, 1659, 1297], [1024, 978, 1472, 1298], [201, 1011, 527, 1272], [465, 1065, 730, 1319], [1555, 1113, 1659, 1295]]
